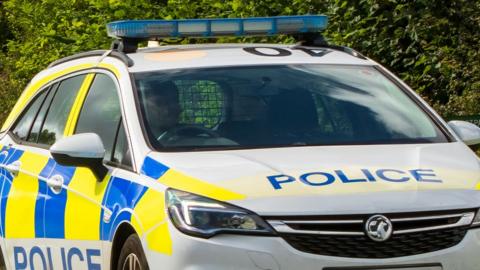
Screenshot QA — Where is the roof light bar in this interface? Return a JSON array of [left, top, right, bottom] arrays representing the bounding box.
[[107, 15, 328, 40]]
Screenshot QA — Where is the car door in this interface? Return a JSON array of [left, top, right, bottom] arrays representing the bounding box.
[[0, 86, 52, 270], [2, 73, 88, 270], [44, 71, 134, 269], [0, 75, 78, 268]]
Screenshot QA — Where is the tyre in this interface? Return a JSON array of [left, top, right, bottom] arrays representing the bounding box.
[[0, 248, 6, 270], [117, 234, 149, 270]]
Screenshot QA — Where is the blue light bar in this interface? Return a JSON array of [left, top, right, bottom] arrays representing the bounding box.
[[107, 15, 328, 39]]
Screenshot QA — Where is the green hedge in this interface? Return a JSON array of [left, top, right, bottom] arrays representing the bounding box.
[[1, 0, 479, 125]]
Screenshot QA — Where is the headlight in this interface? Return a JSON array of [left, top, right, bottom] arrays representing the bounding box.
[[473, 209, 480, 227], [166, 188, 275, 238]]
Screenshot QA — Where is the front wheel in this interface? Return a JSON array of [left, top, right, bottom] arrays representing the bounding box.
[[117, 234, 149, 270]]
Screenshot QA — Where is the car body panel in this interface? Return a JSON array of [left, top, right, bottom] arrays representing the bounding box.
[[127, 44, 373, 73], [0, 42, 478, 270]]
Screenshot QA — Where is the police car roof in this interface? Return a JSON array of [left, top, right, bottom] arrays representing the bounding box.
[[127, 43, 375, 73]]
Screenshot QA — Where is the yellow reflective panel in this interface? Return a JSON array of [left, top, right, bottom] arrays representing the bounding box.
[[133, 189, 166, 236], [5, 152, 49, 238], [146, 223, 172, 255], [98, 63, 121, 78], [158, 169, 246, 201], [220, 167, 480, 198], [134, 189, 172, 255], [64, 168, 110, 240], [64, 74, 95, 136]]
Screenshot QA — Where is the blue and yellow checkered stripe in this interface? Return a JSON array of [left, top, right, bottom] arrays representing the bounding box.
[[0, 147, 145, 242], [0, 145, 24, 238], [0, 147, 245, 256]]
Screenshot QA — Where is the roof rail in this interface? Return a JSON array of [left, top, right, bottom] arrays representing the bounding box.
[[48, 50, 134, 68], [294, 32, 367, 60], [327, 45, 367, 60], [110, 39, 142, 54]]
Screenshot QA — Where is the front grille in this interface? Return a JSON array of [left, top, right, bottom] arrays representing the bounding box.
[[266, 209, 475, 259], [281, 227, 467, 258]]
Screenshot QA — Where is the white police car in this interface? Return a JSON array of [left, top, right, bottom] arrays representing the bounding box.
[[0, 15, 480, 270]]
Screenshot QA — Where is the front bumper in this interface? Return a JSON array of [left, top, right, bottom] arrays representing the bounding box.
[[145, 223, 480, 270]]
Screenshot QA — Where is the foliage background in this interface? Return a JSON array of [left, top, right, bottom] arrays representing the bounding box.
[[0, 0, 479, 124]]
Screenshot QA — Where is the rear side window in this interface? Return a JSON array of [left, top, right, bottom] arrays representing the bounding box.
[[75, 74, 121, 162], [38, 75, 85, 145], [28, 84, 58, 143], [11, 90, 49, 141]]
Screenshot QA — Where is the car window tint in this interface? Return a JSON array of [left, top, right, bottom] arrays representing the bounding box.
[[11, 90, 49, 141], [39, 75, 85, 145], [135, 65, 448, 151], [112, 121, 132, 169], [314, 95, 354, 136], [75, 73, 121, 162], [28, 83, 58, 143]]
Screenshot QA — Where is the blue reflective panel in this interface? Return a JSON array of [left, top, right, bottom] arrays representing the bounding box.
[[178, 20, 209, 36], [146, 21, 176, 37], [243, 18, 274, 34], [211, 19, 242, 35], [107, 15, 328, 39], [277, 16, 322, 33]]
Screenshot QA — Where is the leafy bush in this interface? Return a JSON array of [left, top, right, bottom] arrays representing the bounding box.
[[0, 0, 478, 126], [325, 0, 479, 117]]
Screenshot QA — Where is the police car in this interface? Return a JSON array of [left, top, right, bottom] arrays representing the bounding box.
[[0, 15, 480, 270]]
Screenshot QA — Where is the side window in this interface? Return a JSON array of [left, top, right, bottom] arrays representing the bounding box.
[[112, 121, 132, 169], [28, 83, 58, 143], [75, 73, 122, 163], [11, 89, 50, 141], [39, 75, 86, 145]]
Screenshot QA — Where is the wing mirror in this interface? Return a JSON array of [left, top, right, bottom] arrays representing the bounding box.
[[50, 133, 108, 180], [448, 121, 480, 146]]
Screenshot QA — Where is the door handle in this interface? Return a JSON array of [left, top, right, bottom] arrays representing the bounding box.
[[5, 160, 21, 177], [46, 174, 64, 194]]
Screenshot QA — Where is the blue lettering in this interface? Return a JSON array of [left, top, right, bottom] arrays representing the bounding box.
[[300, 172, 335, 186], [46, 248, 54, 270], [86, 249, 101, 270], [61, 248, 68, 270], [335, 170, 367, 183], [361, 169, 376, 182], [29, 246, 47, 270], [267, 174, 296, 190], [410, 169, 442, 183], [267, 168, 442, 189], [14, 247, 27, 270], [376, 169, 410, 182], [67, 248, 84, 270], [13, 246, 101, 270]]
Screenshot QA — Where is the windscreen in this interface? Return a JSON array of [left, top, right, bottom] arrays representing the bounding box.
[[134, 65, 448, 151]]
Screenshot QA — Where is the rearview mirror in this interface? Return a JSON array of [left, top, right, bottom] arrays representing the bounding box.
[[448, 121, 480, 146], [50, 133, 108, 180]]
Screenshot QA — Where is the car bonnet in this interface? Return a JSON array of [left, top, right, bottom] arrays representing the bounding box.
[[143, 142, 480, 215]]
